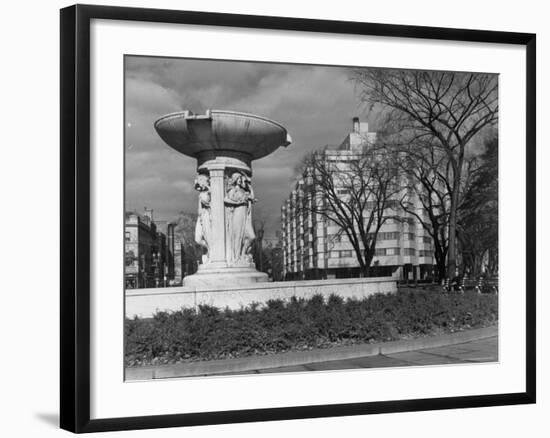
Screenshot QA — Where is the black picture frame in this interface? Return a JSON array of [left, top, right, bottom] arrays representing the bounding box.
[[60, 4, 536, 433]]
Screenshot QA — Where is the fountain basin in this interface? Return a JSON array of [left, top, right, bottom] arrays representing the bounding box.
[[154, 110, 292, 163]]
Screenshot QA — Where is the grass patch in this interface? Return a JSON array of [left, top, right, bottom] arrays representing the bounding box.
[[125, 290, 497, 367]]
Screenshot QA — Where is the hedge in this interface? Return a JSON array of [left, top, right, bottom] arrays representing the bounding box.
[[125, 290, 497, 367]]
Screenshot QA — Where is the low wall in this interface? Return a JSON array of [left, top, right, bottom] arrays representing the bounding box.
[[125, 277, 397, 318]]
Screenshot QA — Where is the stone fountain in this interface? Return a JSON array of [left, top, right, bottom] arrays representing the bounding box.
[[155, 109, 292, 287]]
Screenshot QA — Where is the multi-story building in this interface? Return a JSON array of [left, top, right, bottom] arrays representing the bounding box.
[[281, 118, 435, 281], [125, 209, 184, 288], [162, 221, 195, 286]]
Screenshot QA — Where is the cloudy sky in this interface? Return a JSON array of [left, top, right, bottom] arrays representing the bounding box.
[[124, 56, 374, 239]]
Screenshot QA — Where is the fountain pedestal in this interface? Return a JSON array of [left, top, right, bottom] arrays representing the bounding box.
[[155, 110, 291, 287]]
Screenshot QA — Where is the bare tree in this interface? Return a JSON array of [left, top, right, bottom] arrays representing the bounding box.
[[297, 148, 400, 277], [351, 69, 498, 277], [378, 136, 477, 281], [458, 136, 498, 276], [396, 141, 451, 281]]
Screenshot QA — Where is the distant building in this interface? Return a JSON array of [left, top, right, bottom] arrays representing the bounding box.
[[169, 221, 194, 285], [155, 220, 185, 285], [125, 209, 184, 288], [281, 118, 435, 281]]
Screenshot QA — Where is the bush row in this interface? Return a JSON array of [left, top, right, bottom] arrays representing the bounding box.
[[125, 290, 497, 367]]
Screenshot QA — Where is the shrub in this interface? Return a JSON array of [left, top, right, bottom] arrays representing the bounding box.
[[125, 290, 498, 366]]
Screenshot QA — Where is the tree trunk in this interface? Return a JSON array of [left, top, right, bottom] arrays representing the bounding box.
[[432, 236, 447, 282], [436, 256, 446, 282], [355, 250, 366, 278], [447, 217, 457, 278], [447, 165, 462, 279], [362, 250, 374, 278]]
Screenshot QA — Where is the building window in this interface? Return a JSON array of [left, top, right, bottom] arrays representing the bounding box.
[[125, 231, 131, 241], [423, 236, 432, 244], [365, 199, 399, 210], [374, 248, 386, 256], [377, 231, 400, 240], [404, 248, 416, 256], [336, 188, 350, 195], [330, 250, 353, 258], [404, 232, 415, 240]]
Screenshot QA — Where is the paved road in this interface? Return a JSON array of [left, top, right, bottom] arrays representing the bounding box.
[[218, 336, 498, 375]]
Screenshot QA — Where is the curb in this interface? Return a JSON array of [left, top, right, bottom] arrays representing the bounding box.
[[125, 325, 498, 380]]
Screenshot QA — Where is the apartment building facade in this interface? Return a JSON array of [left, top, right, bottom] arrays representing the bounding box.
[[281, 118, 435, 281]]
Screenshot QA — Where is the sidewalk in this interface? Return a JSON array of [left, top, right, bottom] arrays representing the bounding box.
[[226, 336, 498, 375]]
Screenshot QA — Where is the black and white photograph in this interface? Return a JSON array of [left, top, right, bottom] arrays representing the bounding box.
[[124, 56, 499, 380]]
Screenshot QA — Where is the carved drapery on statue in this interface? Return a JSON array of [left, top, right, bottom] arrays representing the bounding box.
[[224, 171, 256, 265], [194, 174, 211, 263]]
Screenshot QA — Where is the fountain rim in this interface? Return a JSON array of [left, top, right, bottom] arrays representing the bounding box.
[[154, 109, 291, 138]]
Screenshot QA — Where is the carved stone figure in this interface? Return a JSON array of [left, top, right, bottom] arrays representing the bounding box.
[[224, 171, 256, 265], [194, 174, 211, 262]]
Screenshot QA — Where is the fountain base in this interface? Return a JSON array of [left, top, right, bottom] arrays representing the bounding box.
[[183, 264, 268, 288]]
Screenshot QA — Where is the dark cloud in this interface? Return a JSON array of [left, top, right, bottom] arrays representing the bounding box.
[[125, 56, 370, 237]]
